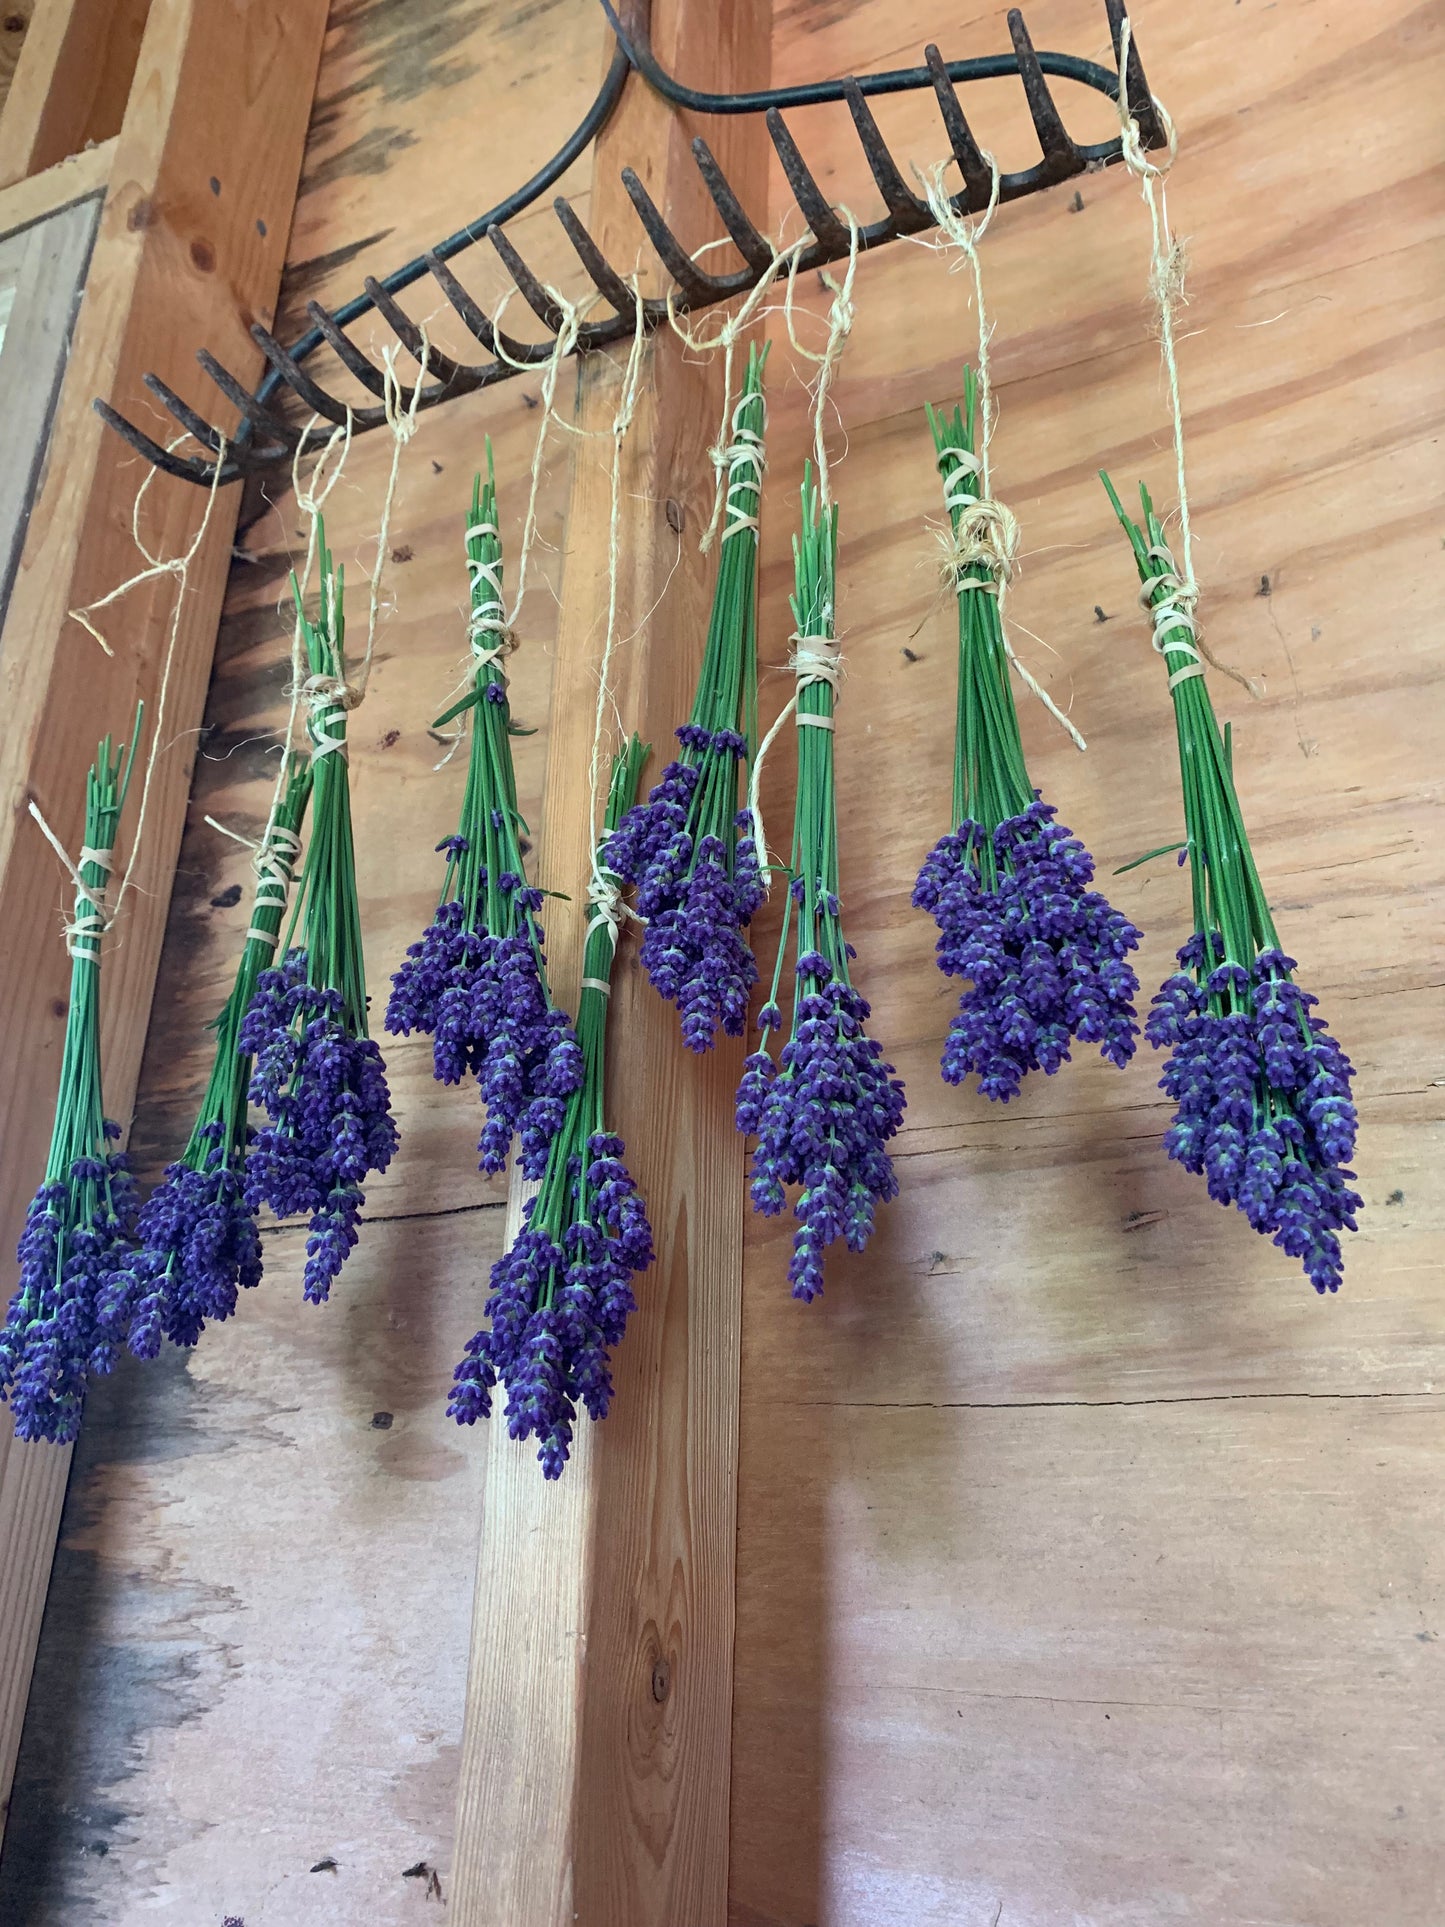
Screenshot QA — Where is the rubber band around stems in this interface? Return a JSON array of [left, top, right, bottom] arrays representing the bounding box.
[[1115, 15, 1260, 699], [205, 814, 304, 950]]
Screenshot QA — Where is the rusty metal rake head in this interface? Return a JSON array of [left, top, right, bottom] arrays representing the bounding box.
[[97, 2, 1164, 489]]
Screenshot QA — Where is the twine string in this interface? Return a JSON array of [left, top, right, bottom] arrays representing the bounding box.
[[667, 233, 806, 550], [204, 814, 303, 949], [346, 330, 430, 708], [783, 209, 859, 510], [491, 286, 594, 630], [1116, 17, 1260, 698], [43, 426, 231, 946], [917, 159, 1088, 753], [584, 284, 649, 950], [747, 633, 843, 879]]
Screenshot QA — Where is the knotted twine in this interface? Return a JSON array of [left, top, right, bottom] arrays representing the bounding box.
[[580, 286, 650, 995], [665, 233, 808, 552], [745, 212, 861, 884], [1115, 16, 1260, 700], [915, 159, 1088, 752], [30, 430, 230, 957]]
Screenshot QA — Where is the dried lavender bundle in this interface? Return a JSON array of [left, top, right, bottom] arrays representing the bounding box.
[[100, 759, 312, 1354], [450, 736, 654, 1478], [601, 344, 768, 1050], [1, 718, 142, 1442], [240, 525, 398, 1303], [736, 470, 905, 1301], [1104, 476, 1360, 1292], [913, 371, 1142, 1101], [387, 460, 580, 1173]]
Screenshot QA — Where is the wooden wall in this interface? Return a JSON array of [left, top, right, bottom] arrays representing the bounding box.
[[1, 0, 1442, 1922]]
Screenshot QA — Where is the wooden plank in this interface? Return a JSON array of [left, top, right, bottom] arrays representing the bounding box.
[[0, 135, 112, 238], [0, 0, 328, 1838], [0, 0, 150, 189], [448, 4, 770, 1923], [0, 4, 34, 120], [0, 198, 103, 621], [731, 0, 1445, 1920]]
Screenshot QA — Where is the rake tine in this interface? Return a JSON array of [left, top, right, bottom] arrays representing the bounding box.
[[197, 351, 301, 448], [621, 167, 733, 307], [765, 109, 850, 255], [1007, 9, 1081, 184], [923, 43, 996, 210], [424, 251, 553, 366], [93, 400, 242, 485], [141, 373, 227, 453], [1104, 0, 1166, 148], [306, 300, 388, 399], [251, 324, 359, 426], [487, 225, 568, 334], [842, 79, 928, 228], [690, 137, 775, 276], [553, 197, 643, 329], [361, 278, 472, 388]]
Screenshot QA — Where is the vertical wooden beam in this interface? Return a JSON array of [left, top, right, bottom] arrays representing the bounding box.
[[0, 0, 152, 189], [0, 0, 328, 1837], [448, 3, 770, 1922]]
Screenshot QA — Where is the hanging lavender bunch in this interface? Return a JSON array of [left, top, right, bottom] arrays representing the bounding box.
[[912, 371, 1141, 1102], [386, 457, 580, 1174], [99, 760, 312, 1354], [1104, 477, 1360, 1292], [1, 716, 142, 1443], [240, 525, 398, 1303], [450, 737, 654, 1478], [736, 470, 906, 1302], [600, 344, 768, 1050]]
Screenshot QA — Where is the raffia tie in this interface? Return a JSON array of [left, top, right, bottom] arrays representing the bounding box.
[[937, 446, 1018, 593], [747, 632, 843, 880], [39, 426, 231, 946], [667, 233, 805, 550], [206, 814, 303, 949], [463, 518, 516, 678], [1116, 17, 1259, 699], [27, 814, 115, 962]]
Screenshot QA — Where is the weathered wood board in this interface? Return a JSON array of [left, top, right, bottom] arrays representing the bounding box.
[[1, 0, 1442, 1923]]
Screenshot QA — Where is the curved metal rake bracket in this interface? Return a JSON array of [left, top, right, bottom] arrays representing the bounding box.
[[97, 2, 1164, 488]]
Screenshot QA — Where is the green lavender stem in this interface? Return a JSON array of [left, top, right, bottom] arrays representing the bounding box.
[[1102, 473, 1282, 1006], [927, 368, 1032, 868]]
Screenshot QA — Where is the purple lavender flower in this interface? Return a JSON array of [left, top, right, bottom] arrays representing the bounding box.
[[240, 950, 398, 1304], [1, 1141, 137, 1444], [602, 731, 766, 1052], [449, 1130, 654, 1477], [388, 886, 583, 1179], [98, 1132, 262, 1355], [1146, 944, 1360, 1292], [913, 800, 1142, 1102], [739, 961, 905, 1302]]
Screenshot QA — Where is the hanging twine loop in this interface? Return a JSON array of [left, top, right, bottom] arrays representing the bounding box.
[[747, 629, 844, 882], [35, 426, 230, 946], [583, 284, 650, 944], [915, 159, 1088, 753], [783, 210, 859, 510], [667, 233, 805, 551], [491, 286, 594, 631], [1115, 18, 1260, 698]]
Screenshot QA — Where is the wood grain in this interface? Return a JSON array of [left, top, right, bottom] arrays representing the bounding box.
[[731, 2, 1445, 1922], [448, 3, 769, 1923], [0, 0, 328, 1841], [0, 0, 150, 189], [0, 134, 112, 237]]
